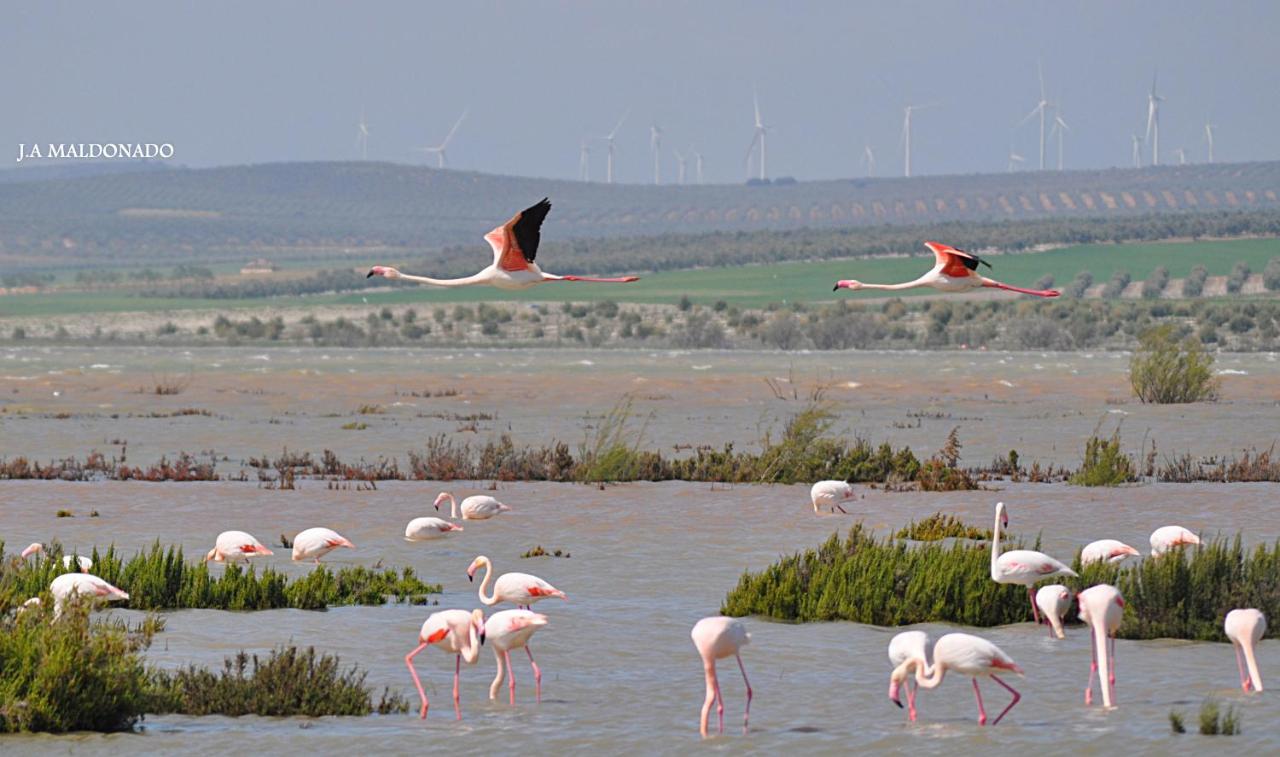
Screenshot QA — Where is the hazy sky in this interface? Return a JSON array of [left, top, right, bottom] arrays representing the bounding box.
[[6, 1, 1278, 183]]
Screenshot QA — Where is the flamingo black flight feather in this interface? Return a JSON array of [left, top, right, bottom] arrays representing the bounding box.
[[512, 198, 552, 263]]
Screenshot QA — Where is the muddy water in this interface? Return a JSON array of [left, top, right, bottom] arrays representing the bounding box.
[[3, 346, 1279, 471], [2, 479, 1279, 754]]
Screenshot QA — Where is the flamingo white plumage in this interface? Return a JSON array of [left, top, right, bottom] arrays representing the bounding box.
[[404, 608, 486, 720], [367, 198, 639, 290], [467, 555, 566, 607], [484, 609, 550, 704], [912, 632, 1023, 726], [1035, 584, 1072, 639], [1080, 539, 1140, 565], [692, 616, 752, 738], [18, 543, 92, 572], [1078, 584, 1124, 708], [887, 630, 930, 721], [435, 492, 511, 521], [1225, 608, 1265, 692], [404, 516, 463, 541], [290, 527, 355, 563], [49, 573, 129, 620], [205, 530, 274, 562], [990, 502, 1077, 623], [810, 480, 854, 514], [1150, 525, 1201, 556], [834, 241, 1061, 298]]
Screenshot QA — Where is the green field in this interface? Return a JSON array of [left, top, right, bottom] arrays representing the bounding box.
[[2, 237, 1278, 318]]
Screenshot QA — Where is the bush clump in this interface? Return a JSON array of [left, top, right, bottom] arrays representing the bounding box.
[[1129, 324, 1220, 404], [1263, 257, 1280, 292], [1226, 262, 1251, 294], [1068, 432, 1135, 486], [894, 512, 991, 541], [1142, 266, 1170, 298], [1183, 265, 1208, 297], [1101, 270, 1131, 299]]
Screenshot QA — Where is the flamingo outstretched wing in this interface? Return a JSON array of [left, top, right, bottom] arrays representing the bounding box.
[[485, 198, 552, 273], [924, 241, 991, 277]]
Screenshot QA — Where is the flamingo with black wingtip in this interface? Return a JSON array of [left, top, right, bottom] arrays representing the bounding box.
[[834, 241, 1060, 297]]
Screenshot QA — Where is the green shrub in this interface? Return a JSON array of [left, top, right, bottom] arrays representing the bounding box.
[[1197, 699, 1239, 735], [1064, 270, 1093, 298], [1142, 266, 1170, 298], [1169, 710, 1186, 734], [894, 512, 990, 541], [1264, 257, 1280, 291], [1183, 265, 1208, 297], [1068, 432, 1135, 486], [1101, 270, 1131, 299], [1129, 324, 1219, 403], [1226, 262, 1251, 294]]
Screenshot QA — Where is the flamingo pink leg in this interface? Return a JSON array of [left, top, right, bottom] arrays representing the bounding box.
[[971, 679, 988, 725], [1027, 587, 1041, 624], [988, 674, 1021, 725], [736, 653, 753, 734], [525, 644, 543, 702], [906, 679, 918, 722], [699, 660, 718, 738], [1085, 632, 1097, 705], [505, 650, 517, 704], [453, 653, 462, 720], [983, 280, 1060, 298], [1235, 645, 1251, 691], [1108, 636, 1117, 688], [713, 665, 725, 734], [404, 642, 430, 718]]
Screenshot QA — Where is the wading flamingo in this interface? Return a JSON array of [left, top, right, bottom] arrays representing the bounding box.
[[20, 542, 42, 559], [692, 616, 752, 738], [810, 480, 854, 514], [1080, 539, 1140, 565], [468, 555, 564, 694], [404, 608, 486, 720], [367, 198, 640, 290], [833, 241, 1060, 298], [1078, 584, 1124, 707], [1035, 585, 1072, 639], [205, 530, 273, 562], [290, 527, 355, 564], [887, 630, 930, 721], [49, 573, 129, 620], [990, 502, 1077, 623], [1225, 608, 1265, 692], [435, 492, 511, 521], [20, 544, 92, 572], [1149, 525, 1201, 557], [912, 632, 1023, 726], [404, 516, 463, 541], [484, 609, 549, 704]]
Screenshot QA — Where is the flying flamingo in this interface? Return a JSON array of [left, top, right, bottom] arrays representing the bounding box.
[[484, 609, 550, 704], [404, 516, 463, 541], [1080, 539, 1140, 565], [810, 480, 854, 514], [833, 241, 1061, 298], [691, 616, 752, 738], [1149, 525, 1201, 556], [1225, 608, 1265, 692], [290, 527, 355, 564], [205, 530, 274, 562], [990, 502, 1077, 623], [468, 555, 565, 696], [404, 608, 486, 720], [1078, 584, 1124, 707], [887, 630, 930, 721], [1035, 585, 1072, 639], [367, 198, 640, 290], [435, 492, 511, 521], [911, 632, 1023, 726], [19, 544, 92, 572], [49, 573, 130, 620]]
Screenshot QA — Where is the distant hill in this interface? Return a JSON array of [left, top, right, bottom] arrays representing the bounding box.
[[1, 160, 1277, 268], [0, 160, 176, 184]]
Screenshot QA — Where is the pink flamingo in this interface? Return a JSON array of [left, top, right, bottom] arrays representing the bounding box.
[[1035, 585, 1072, 639], [49, 573, 130, 620], [990, 502, 1077, 623], [810, 480, 854, 515], [205, 530, 274, 562], [435, 492, 511, 521], [1149, 525, 1201, 557], [833, 241, 1061, 298], [484, 609, 549, 704], [1225, 608, 1265, 692], [404, 608, 486, 720], [1080, 539, 1140, 565], [367, 198, 639, 290], [691, 616, 752, 738], [1078, 584, 1124, 708], [912, 632, 1023, 726], [290, 527, 354, 564], [467, 555, 564, 695], [18, 543, 92, 572], [887, 630, 930, 721], [404, 516, 463, 541]]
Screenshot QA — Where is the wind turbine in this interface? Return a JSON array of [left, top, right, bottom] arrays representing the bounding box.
[[1146, 73, 1164, 166], [1204, 122, 1216, 163], [650, 123, 663, 185], [1174, 147, 1187, 165], [413, 108, 469, 168], [597, 109, 629, 184], [861, 144, 876, 178], [356, 108, 370, 160], [673, 149, 687, 185], [1016, 60, 1053, 170], [1007, 144, 1025, 173], [1050, 112, 1069, 170], [745, 88, 769, 181], [579, 138, 591, 182], [901, 103, 937, 177], [690, 146, 704, 184], [1131, 134, 1143, 168]]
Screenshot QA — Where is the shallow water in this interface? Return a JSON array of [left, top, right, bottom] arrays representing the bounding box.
[[2, 479, 1278, 754]]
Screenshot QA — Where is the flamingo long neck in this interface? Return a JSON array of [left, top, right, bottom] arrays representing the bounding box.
[[489, 647, 507, 700], [461, 620, 481, 664], [858, 276, 929, 292], [444, 493, 460, 519], [913, 660, 946, 690], [398, 272, 489, 288], [475, 558, 498, 605], [991, 505, 1003, 579], [1243, 640, 1265, 692], [1092, 619, 1113, 707]]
